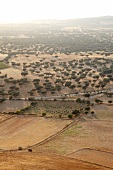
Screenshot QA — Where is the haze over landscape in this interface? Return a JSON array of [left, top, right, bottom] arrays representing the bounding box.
[[0, 0, 113, 170], [0, 0, 113, 23]]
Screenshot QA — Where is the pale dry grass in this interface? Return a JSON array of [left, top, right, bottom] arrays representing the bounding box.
[[33, 120, 113, 155], [1, 68, 21, 79], [0, 53, 8, 60], [93, 104, 113, 119], [0, 116, 72, 150]]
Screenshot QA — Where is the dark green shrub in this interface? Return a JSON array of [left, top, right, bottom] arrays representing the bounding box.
[[68, 114, 73, 119], [42, 113, 46, 117]]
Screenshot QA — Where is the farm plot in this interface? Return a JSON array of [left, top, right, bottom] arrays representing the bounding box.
[[24, 100, 86, 118], [33, 120, 113, 156], [0, 116, 72, 150], [0, 152, 103, 170], [68, 148, 113, 169]]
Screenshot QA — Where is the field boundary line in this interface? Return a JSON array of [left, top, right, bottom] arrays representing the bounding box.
[[0, 115, 15, 124], [0, 118, 77, 152], [30, 114, 84, 149], [70, 157, 113, 169], [66, 148, 113, 169], [66, 147, 113, 156], [30, 120, 77, 149]]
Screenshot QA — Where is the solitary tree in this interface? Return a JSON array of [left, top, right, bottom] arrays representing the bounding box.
[[84, 93, 90, 98], [72, 109, 80, 116], [108, 100, 112, 104]]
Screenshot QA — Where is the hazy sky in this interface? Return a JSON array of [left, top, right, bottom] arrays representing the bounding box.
[[0, 0, 113, 23]]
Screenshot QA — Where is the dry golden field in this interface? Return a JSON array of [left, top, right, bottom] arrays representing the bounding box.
[[0, 116, 72, 150], [0, 152, 104, 170]]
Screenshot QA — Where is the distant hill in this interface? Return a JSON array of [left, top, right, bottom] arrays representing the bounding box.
[[2, 16, 113, 29], [31, 16, 113, 28], [66, 16, 113, 28]]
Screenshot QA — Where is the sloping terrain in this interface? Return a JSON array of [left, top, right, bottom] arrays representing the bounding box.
[[0, 114, 13, 123], [0, 116, 72, 150], [32, 120, 113, 155], [31, 119, 113, 169], [93, 104, 113, 119], [0, 152, 106, 170], [68, 148, 113, 169]]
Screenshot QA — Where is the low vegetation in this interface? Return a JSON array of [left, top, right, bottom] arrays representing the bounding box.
[[0, 61, 9, 69], [22, 100, 87, 118]]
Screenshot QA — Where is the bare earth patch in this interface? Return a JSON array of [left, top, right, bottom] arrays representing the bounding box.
[[1, 68, 21, 79]]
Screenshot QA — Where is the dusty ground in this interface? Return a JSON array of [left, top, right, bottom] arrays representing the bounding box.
[[93, 104, 113, 119], [0, 116, 72, 150], [0, 152, 106, 170], [1, 67, 22, 79], [0, 53, 8, 60], [68, 148, 113, 169]]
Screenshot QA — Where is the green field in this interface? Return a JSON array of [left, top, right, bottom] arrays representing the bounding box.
[[0, 61, 9, 69]]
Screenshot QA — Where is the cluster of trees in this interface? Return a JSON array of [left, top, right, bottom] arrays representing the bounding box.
[[1, 56, 113, 99], [1, 20, 113, 54]]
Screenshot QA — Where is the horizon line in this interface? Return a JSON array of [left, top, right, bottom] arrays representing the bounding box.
[[0, 15, 113, 25]]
